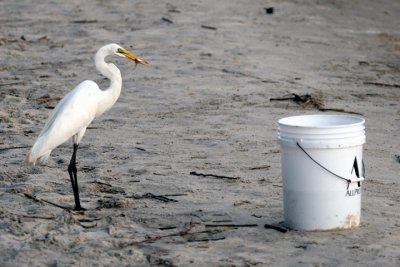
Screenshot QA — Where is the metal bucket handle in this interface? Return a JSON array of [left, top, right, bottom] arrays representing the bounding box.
[[296, 142, 365, 188]]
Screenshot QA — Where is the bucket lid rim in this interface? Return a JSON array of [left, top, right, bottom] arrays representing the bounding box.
[[278, 114, 365, 129]]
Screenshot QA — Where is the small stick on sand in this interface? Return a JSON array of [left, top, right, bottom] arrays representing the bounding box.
[[205, 224, 258, 228], [201, 25, 217, 30], [21, 214, 56, 220], [131, 192, 178, 202], [364, 82, 400, 88], [72, 20, 98, 24], [162, 17, 173, 23], [264, 223, 288, 233], [188, 236, 226, 242], [23, 193, 72, 211], [189, 171, 240, 180], [0, 145, 31, 151], [249, 165, 270, 170], [0, 82, 25, 87]]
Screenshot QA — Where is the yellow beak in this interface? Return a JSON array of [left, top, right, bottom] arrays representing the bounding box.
[[118, 48, 148, 65]]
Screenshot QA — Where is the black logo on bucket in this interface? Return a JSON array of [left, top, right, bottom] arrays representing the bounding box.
[[346, 157, 362, 197], [351, 157, 362, 187]]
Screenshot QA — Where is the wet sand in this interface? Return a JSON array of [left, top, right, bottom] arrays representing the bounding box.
[[1, 0, 399, 266]]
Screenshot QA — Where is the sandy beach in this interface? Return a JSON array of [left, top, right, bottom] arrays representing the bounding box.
[[1, 0, 399, 266]]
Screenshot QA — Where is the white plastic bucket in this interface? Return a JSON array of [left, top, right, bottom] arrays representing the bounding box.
[[277, 114, 366, 231]]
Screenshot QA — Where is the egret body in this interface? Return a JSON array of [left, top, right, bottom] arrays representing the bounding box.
[[26, 43, 147, 210]]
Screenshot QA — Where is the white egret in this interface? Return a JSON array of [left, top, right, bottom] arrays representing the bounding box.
[[26, 43, 148, 210]]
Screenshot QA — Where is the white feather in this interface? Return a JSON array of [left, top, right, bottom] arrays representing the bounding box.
[[26, 44, 129, 165]]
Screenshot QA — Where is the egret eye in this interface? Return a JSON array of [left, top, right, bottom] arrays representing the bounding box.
[[117, 48, 125, 54]]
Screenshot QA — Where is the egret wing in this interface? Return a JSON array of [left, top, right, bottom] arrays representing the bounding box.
[[28, 80, 100, 163]]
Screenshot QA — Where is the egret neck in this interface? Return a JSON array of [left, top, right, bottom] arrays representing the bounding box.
[[94, 46, 123, 117]]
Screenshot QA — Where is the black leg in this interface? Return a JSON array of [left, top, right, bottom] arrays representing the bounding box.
[[68, 144, 84, 211]]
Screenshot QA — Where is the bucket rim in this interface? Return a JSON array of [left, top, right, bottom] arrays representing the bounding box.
[[278, 114, 365, 129]]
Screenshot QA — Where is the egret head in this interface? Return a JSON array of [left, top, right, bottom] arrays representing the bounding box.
[[113, 44, 148, 66]]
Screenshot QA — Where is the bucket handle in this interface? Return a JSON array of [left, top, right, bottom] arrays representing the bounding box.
[[296, 142, 365, 187]]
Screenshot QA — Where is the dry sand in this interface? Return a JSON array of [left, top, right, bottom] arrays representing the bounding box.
[[1, 0, 400, 266]]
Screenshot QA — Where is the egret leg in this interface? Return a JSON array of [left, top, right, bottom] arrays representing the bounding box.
[[68, 144, 84, 210]]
